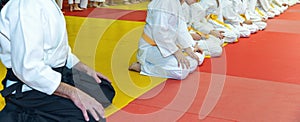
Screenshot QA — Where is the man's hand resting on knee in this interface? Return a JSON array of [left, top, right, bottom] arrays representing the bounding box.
[[54, 82, 105, 121]]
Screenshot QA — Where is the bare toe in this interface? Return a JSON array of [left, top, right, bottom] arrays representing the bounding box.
[[129, 62, 141, 72]]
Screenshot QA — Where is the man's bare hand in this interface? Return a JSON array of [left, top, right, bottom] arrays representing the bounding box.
[[71, 88, 105, 121], [55, 83, 105, 122], [74, 62, 112, 83]]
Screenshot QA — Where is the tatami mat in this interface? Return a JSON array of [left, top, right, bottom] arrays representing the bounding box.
[[1, 2, 300, 122]]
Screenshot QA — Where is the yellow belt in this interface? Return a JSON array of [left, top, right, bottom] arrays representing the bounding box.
[[142, 32, 157, 46], [209, 14, 231, 30], [209, 14, 239, 43], [240, 14, 246, 21], [270, 3, 275, 8], [255, 7, 265, 17], [188, 27, 210, 39]]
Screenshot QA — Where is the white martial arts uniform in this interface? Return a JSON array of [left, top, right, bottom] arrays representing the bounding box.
[[198, 0, 239, 43], [222, 0, 251, 37], [268, 0, 284, 14], [69, 0, 80, 4], [270, 0, 286, 13], [247, 0, 268, 30], [257, 0, 278, 18], [279, 0, 290, 5], [80, 0, 89, 8], [137, 0, 204, 80], [272, 0, 289, 12], [182, 2, 223, 57], [250, 0, 269, 19], [0, 0, 80, 95], [233, 0, 259, 33], [288, 0, 299, 5]]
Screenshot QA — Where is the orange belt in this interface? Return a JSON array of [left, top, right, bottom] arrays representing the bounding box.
[[142, 32, 157, 46]]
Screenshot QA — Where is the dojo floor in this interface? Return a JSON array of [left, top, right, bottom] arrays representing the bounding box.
[[1, 1, 300, 122]]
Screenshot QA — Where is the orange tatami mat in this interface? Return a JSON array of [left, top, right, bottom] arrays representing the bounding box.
[[200, 31, 300, 84], [265, 19, 300, 34], [276, 5, 300, 21], [110, 73, 300, 122], [107, 3, 300, 122]]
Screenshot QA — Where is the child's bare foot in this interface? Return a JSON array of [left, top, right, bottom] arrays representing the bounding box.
[[93, 3, 101, 8], [74, 6, 83, 11], [129, 62, 141, 72], [101, 3, 109, 7]]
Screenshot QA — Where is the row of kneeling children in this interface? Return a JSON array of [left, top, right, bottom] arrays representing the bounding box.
[[182, 0, 298, 58], [129, 0, 299, 80]]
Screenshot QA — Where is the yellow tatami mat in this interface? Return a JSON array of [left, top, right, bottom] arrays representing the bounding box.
[[0, 63, 6, 111], [66, 16, 167, 116]]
